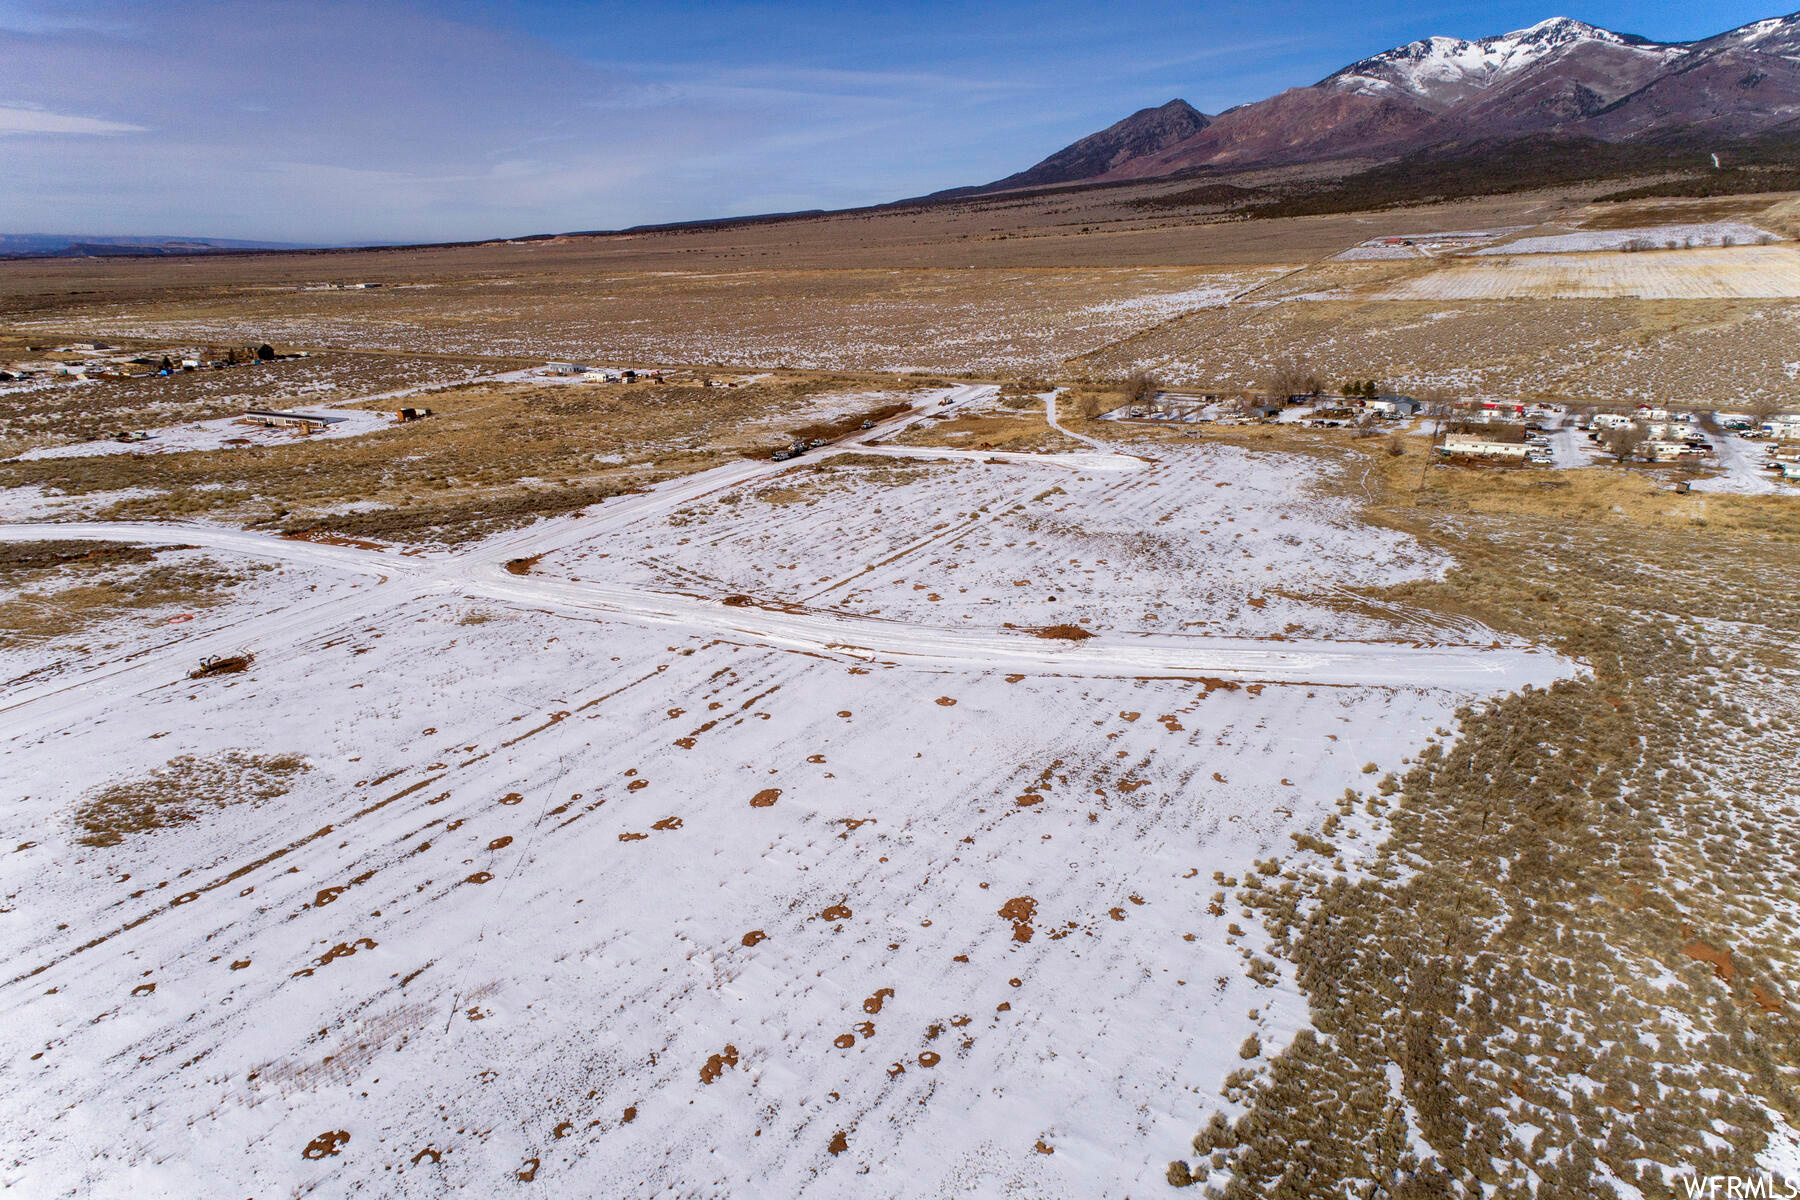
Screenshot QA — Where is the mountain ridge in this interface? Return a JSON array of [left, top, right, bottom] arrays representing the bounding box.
[[980, 10, 1800, 193]]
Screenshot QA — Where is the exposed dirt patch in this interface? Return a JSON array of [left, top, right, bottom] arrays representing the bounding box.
[[302, 1130, 351, 1160], [699, 1044, 739, 1085], [750, 788, 781, 808], [504, 554, 543, 576], [999, 896, 1038, 943], [1683, 938, 1734, 981], [1031, 624, 1095, 641]]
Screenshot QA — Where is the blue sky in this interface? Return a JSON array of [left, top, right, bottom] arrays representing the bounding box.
[[0, 0, 1786, 244]]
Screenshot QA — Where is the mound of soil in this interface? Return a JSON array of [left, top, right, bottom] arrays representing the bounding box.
[[189, 653, 254, 679]]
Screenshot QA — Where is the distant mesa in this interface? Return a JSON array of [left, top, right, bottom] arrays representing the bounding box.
[[0, 234, 323, 260]]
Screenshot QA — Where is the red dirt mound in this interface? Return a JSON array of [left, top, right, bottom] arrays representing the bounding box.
[[1032, 624, 1094, 641]]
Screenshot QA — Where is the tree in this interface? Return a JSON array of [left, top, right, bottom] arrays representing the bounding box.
[[1414, 387, 1459, 493], [1603, 423, 1648, 462], [1741, 394, 1787, 435], [1264, 359, 1314, 404], [1125, 369, 1159, 405]]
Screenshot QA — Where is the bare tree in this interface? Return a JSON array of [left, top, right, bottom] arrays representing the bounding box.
[[1263, 359, 1313, 405], [1414, 387, 1458, 492], [1603, 423, 1648, 462], [1125, 369, 1159, 405], [1741, 395, 1786, 434]]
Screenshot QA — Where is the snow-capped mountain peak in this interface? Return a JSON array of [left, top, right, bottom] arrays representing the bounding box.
[[983, 9, 1800, 194], [1321, 17, 1680, 110]]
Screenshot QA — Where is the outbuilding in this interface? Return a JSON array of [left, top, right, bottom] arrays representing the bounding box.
[[1369, 395, 1421, 418], [244, 409, 345, 433], [1440, 433, 1530, 461]]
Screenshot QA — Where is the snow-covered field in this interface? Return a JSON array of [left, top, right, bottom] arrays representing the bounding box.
[[0, 424, 1569, 1196], [12, 407, 395, 461], [1473, 221, 1776, 255], [1076, 273, 1285, 319], [528, 442, 1497, 644], [1366, 244, 1800, 301]]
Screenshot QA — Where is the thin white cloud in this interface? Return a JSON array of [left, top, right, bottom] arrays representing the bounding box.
[[0, 103, 145, 135]]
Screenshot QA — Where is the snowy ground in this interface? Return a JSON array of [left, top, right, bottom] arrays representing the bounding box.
[[13, 407, 396, 461], [1362, 245, 1800, 301], [1473, 221, 1776, 255], [526, 443, 1501, 645], [0, 408, 1573, 1197], [1692, 431, 1797, 494], [1547, 427, 1600, 470], [1076, 273, 1287, 319]]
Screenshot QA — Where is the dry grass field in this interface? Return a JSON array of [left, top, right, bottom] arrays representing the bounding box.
[[1164, 450, 1800, 1195], [0, 374, 922, 541], [10, 189, 1800, 405], [1082, 294, 1800, 405]]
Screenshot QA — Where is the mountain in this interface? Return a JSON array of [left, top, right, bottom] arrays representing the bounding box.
[[1100, 89, 1434, 178], [1585, 13, 1800, 139], [1320, 18, 1680, 113], [980, 10, 1800, 191], [985, 100, 1210, 191]]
